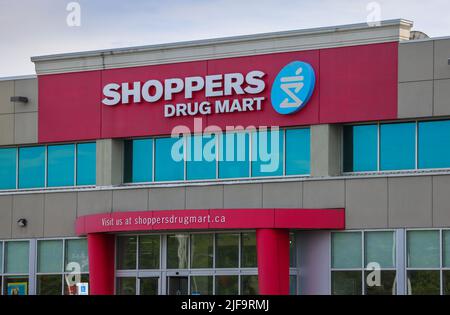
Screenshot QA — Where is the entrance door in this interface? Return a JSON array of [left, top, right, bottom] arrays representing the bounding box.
[[167, 276, 188, 295], [139, 277, 159, 295]]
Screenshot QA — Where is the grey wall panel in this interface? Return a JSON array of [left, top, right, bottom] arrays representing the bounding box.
[[96, 139, 123, 186], [298, 231, 331, 295], [44, 192, 77, 237], [345, 178, 388, 229], [0, 114, 14, 146], [0, 80, 14, 114], [388, 176, 432, 228], [0, 195, 12, 239], [398, 81, 433, 118], [223, 183, 262, 208], [14, 112, 37, 144], [185, 185, 223, 209], [262, 182, 302, 208], [433, 78, 450, 116], [77, 190, 112, 216], [302, 180, 345, 209], [310, 125, 341, 177], [13, 79, 38, 113], [112, 188, 148, 212], [434, 38, 450, 80], [432, 175, 450, 227], [398, 41, 434, 82], [12, 194, 44, 238], [148, 187, 186, 210]]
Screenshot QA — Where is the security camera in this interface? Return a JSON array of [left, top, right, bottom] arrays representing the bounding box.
[[17, 218, 27, 227]]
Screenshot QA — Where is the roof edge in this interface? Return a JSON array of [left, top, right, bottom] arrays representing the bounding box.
[[31, 19, 413, 62]]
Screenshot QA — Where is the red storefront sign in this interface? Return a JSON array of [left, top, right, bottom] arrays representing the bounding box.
[[75, 208, 345, 235], [38, 42, 398, 143]]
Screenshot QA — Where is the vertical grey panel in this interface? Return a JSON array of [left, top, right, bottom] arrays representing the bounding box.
[[396, 229, 406, 295], [29, 239, 36, 295], [298, 231, 331, 295]]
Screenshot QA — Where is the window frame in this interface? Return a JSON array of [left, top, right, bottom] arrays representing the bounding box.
[[405, 228, 449, 296], [34, 237, 89, 296], [342, 118, 450, 175], [121, 127, 311, 187], [0, 141, 96, 192], [115, 231, 298, 295], [330, 229, 397, 295]]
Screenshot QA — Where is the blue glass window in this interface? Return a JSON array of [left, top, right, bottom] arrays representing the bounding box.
[[155, 137, 185, 181], [0, 148, 17, 189], [47, 144, 75, 187], [285, 128, 310, 175], [380, 122, 416, 171], [418, 120, 450, 169], [124, 139, 153, 183], [76, 143, 96, 186], [18, 146, 45, 189], [187, 134, 216, 180], [219, 132, 250, 179], [343, 125, 377, 172], [252, 129, 283, 177]]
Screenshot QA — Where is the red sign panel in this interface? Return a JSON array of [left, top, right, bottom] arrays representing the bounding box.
[[38, 42, 398, 143], [75, 208, 345, 235]]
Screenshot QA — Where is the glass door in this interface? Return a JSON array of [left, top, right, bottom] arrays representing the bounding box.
[[139, 277, 159, 295], [167, 276, 188, 295]]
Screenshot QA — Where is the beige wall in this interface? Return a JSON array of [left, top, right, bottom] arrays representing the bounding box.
[[0, 78, 38, 146], [1, 173, 450, 239]]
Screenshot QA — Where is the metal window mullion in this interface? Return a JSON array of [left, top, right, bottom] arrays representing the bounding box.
[[74, 144, 78, 186], [377, 122, 380, 171], [440, 229, 443, 295], [62, 239, 66, 295], [361, 231, 365, 295], [135, 236, 139, 296], [415, 121, 419, 170], [44, 146, 48, 188], [15, 147, 19, 189], [238, 233, 242, 270], [29, 239, 36, 295], [152, 138, 155, 182], [183, 136, 187, 181], [1, 241, 4, 295], [216, 133, 219, 179], [249, 131, 252, 177]]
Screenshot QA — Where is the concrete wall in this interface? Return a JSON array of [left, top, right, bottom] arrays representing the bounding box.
[[398, 38, 450, 118], [1, 173, 450, 239], [0, 78, 38, 146]]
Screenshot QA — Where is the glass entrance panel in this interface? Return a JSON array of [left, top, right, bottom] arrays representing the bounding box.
[[168, 276, 188, 295], [139, 277, 159, 295]]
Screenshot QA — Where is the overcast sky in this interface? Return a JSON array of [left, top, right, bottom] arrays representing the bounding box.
[[0, 0, 449, 77]]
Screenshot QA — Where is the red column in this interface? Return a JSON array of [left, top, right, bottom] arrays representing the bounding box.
[[87, 233, 115, 295], [256, 229, 290, 295]]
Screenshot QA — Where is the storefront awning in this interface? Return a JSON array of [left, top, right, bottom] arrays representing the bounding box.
[[75, 208, 345, 235]]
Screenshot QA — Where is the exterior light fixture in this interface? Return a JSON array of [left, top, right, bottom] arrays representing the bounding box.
[[17, 218, 27, 227], [448, 58, 450, 66], [10, 96, 29, 104]]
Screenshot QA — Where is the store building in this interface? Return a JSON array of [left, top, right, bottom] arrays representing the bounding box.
[[0, 19, 450, 295]]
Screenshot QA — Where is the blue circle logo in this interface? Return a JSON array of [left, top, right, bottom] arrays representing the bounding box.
[[270, 61, 316, 115]]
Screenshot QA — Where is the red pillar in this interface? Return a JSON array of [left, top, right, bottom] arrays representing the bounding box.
[[256, 229, 290, 295], [87, 233, 115, 295]]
